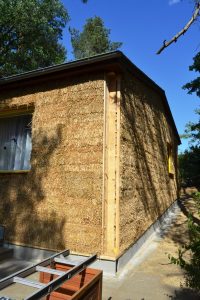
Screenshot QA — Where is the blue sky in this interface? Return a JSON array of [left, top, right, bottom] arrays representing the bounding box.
[[61, 0, 200, 152]]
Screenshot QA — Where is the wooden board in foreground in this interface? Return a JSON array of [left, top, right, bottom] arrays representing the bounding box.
[[40, 263, 102, 300]]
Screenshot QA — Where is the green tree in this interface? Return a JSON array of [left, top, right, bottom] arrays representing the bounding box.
[[0, 0, 69, 77], [179, 54, 200, 188], [182, 110, 200, 146], [179, 146, 200, 188], [170, 51, 200, 294], [183, 53, 200, 97], [70, 16, 122, 59], [183, 52, 200, 150]]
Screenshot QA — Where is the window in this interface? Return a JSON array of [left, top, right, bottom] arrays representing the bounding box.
[[167, 142, 174, 176], [0, 114, 32, 171]]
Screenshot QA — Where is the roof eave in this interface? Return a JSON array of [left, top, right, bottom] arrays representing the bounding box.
[[0, 51, 181, 145]]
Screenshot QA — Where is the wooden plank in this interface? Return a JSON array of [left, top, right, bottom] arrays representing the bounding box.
[[0, 170, 30, 174], [25, 254, 97, 300], [101, 76, 107, 255], [115, 76, 121, 255], [40, 265, 102, 300], [0, 107, 34, 119], [103, 72, 121, 257]]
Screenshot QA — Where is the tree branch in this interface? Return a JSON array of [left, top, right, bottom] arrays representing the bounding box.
[[157, 2, 200, 55]]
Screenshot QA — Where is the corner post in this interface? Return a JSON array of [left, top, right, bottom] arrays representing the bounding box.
[[102, 72, 121, 258]]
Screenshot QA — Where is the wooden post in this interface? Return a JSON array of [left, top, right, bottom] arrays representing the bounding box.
[[103, 73, 121, 257]]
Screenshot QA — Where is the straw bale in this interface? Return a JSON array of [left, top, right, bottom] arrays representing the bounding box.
[[119, 73, 178, 253], [0, 72, 104, 255]]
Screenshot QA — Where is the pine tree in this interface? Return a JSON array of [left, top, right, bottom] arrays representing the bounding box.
[[70, 16, 122, 59]]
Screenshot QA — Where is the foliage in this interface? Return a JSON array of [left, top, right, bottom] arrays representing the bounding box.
[[0, 0, 69, 77], [183, 52, 200, 97], [173, 45, 200, 293], [169, 192, 200, 293], [193, 192, 200, 214], [181, 109, 200, 146], [182, 52, 200, 147], [179, 146, 200, 189], [70, 16, 122, 59], [179, 66, 200, 188], [179, 109, 200, 188], [167, 2, 200, 294]]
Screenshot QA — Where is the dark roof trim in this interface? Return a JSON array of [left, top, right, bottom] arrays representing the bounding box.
[[0, 51, 181, 144], [0, 52, 123, 85], [0, 51, 163, 93]]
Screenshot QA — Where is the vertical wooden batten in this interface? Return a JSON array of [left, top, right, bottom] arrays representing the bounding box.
[[101, 74, 107, 255], [115, 76, 121, 255], [102, 73, 121, 258]]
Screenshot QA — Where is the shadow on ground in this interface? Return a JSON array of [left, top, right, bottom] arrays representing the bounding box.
[[165, 190, 200, 300], [162, 191, 199, 246]]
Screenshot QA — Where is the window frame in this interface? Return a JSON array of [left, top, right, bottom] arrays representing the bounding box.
[[0, 107, 33, 174], [167, 142, 174, 177]]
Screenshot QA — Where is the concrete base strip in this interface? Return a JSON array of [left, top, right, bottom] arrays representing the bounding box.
[[116, 199, 180, 275]]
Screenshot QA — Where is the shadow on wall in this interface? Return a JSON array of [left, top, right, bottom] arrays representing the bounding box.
[[121, 79, 176, 225], [0, 125, 66, 251], [0, 72, 104, 255]]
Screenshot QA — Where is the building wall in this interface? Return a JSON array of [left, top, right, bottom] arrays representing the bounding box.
[[0, 68, 179, 258], [119, 72, 178, 254], [0, 73, 104, 255]]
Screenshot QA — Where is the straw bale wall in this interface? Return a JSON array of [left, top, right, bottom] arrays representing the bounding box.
[[0, 67, 179, 259], [0, 73, 104, 254], [119, 72, 178, 253]]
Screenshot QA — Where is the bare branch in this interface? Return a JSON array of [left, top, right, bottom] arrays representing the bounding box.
[[157, 2, 200, 55]]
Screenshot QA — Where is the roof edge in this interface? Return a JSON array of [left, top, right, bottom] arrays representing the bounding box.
[[0, 51, 181, 144], [0, 51, 123, 85]]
